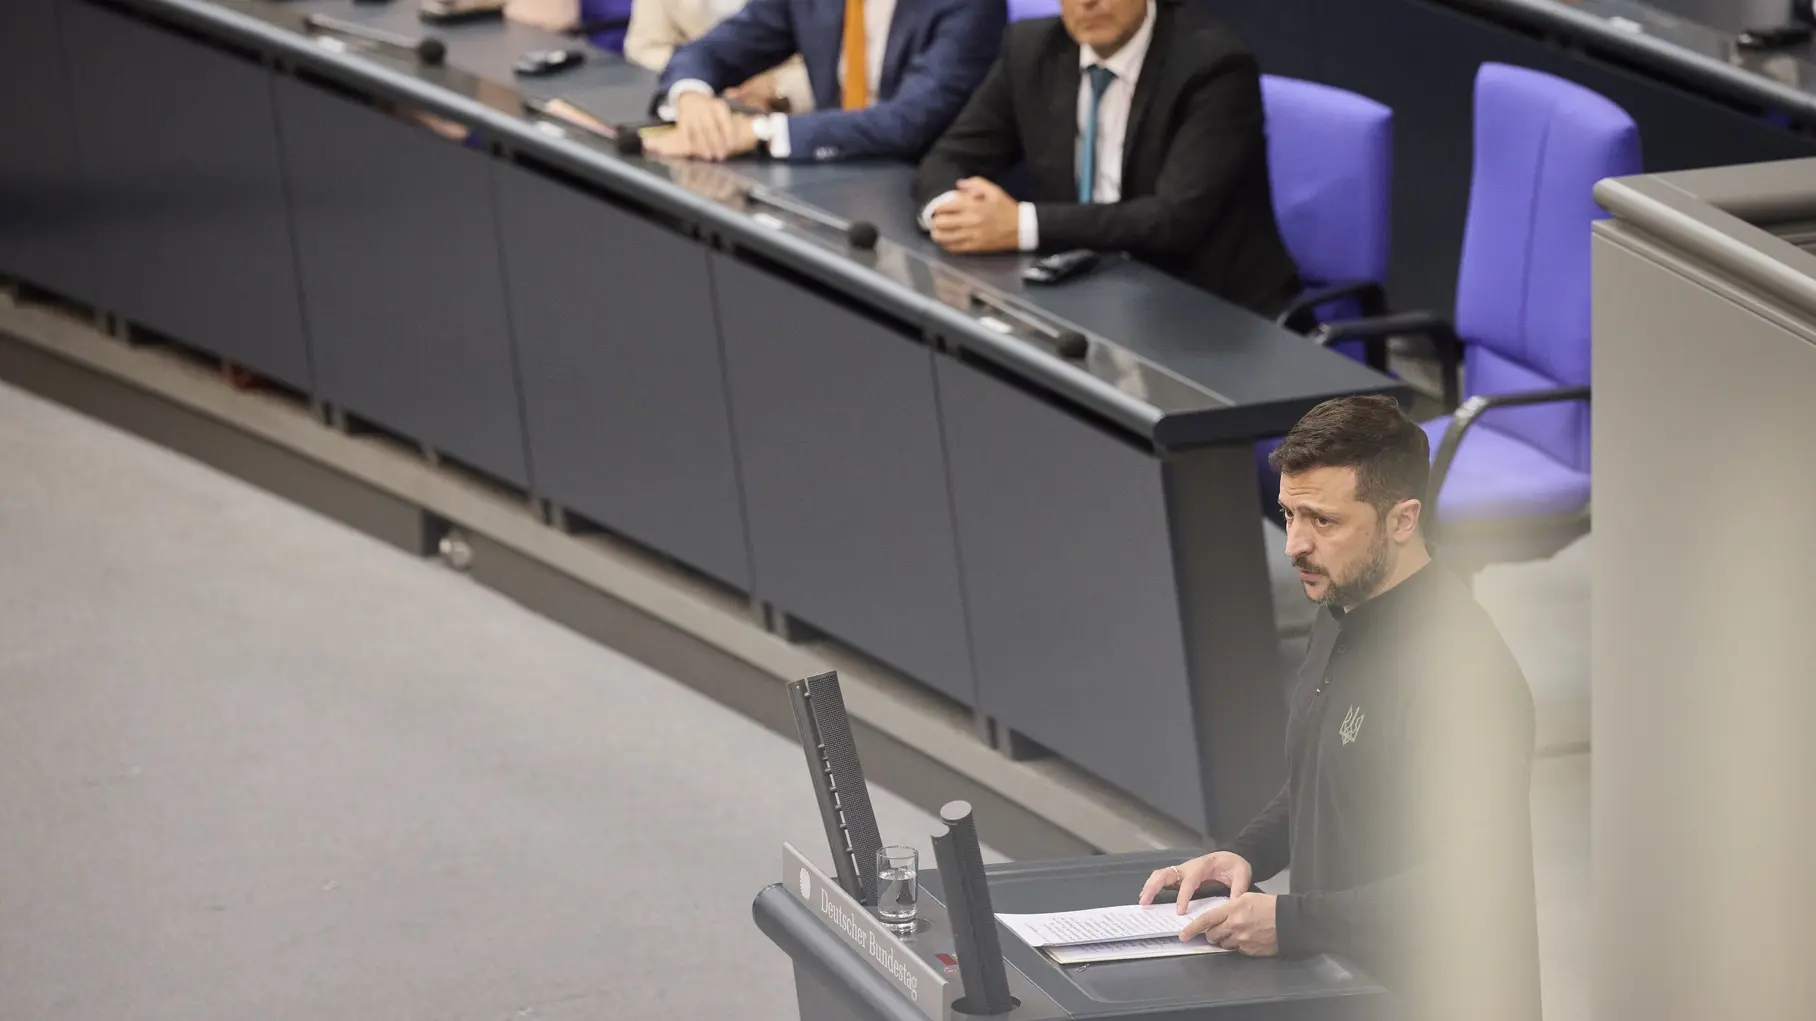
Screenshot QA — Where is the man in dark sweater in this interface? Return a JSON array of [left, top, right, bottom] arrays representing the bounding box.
[[1137, 396, 1541, 1021]]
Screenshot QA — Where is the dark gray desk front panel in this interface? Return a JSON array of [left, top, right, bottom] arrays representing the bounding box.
[[713, 254, 975, 705], [0, 0, 93, 301], [937, 358, 1284, 836], [274, 76, 528, 485], [61, 1, 311, 388], [493, 162, 751, 588], [936, 355, 1208, 829]]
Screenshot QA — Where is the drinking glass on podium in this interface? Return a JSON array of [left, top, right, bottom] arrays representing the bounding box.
[[876, 846, 918, 932]]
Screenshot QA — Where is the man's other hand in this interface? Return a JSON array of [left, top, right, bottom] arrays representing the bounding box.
[[1181, 892, 1278, 956], [1138, 850, 1255, 912], [673, 93, 759, 161], [929, 177, 1018, 253]]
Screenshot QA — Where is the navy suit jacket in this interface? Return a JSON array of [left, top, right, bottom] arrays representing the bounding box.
[[656, 0, 1005, 162]]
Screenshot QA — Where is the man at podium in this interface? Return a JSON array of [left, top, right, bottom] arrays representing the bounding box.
[[1138, 396, 1542, 1021]]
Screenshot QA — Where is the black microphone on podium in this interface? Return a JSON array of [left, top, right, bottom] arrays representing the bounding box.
[[302, 14, 447, 66], [932, 800, 1017, 1016]]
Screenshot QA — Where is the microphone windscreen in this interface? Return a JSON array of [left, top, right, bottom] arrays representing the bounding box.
[[846, 220, 879, 250], [1054, 330, 1088, 359], [614, 129, 644, 156], [417, 38, 447, 65]]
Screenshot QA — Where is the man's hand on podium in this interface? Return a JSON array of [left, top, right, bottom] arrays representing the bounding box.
[[1138, 850, 1255, 911], [1181, 893, 1278, 957]]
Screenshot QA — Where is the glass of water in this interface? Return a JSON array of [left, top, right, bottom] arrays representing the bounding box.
[[876, 846, 919, 932]]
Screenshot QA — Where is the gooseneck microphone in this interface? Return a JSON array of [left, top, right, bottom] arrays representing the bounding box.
[[970, 290, 1092, 361], [746, 186, 879, 251], [302, 14, 447, 65]]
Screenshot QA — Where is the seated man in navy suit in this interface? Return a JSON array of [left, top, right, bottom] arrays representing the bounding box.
[[647, 0, 1005, 163]]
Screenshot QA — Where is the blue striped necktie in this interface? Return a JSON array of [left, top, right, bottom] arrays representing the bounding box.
[[1078, 64, 1116, 204]]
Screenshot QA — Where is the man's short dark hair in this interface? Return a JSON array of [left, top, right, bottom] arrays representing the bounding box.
[[1268, 395, 1431, 514]]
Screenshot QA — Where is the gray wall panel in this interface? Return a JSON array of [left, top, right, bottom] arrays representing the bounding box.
[[275, 77, 528, 485], [494, 163, 749, 589], [936, 357, 1211, 832], [713, 253, 974, 704], [1592, 229, 1816, 1021], [0, 0, 93, 300], [61, 2, 310, 387]]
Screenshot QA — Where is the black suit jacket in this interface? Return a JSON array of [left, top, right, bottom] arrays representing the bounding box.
[[913, 1, 1301, 316]]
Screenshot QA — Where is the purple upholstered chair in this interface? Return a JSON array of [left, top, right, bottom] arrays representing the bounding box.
[[1255, 77, 1393, 503], [1007, 0, 1060, 20], [1261, 75, 1394, 362], [580, 0, 633, 52], [1313, 63, 1641, 566]]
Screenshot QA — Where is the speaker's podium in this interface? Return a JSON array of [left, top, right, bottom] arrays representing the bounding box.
[[757, 673, 1389, 1021]]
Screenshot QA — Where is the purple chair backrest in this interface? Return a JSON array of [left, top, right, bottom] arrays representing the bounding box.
[[1007, 0, 1060, 20], [580, 0, 633, 51], [1260, 75, 1393, 293], [1454, 63, 1640, 474]]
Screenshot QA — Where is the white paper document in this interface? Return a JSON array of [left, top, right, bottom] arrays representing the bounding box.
[[996, 896, 1229, 948], [1043, 936, 1231, 965]]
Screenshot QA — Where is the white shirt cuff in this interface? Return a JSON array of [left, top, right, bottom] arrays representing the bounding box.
[[766, 113, 791, 159], [658, 79, 715, 121], [1017, 202, 1038, 252], [919, 190, 959, 230]]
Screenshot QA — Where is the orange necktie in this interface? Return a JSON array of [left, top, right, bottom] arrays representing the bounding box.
[[841, 0, 869, 110]]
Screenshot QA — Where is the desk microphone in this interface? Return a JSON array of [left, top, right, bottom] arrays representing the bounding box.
[[745, 186, 878, 251], [1052, 329, 1088, 359], [303, 14, 447, 65], [845, 220, 879, 251]]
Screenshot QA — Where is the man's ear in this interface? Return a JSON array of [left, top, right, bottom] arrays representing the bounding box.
[[1389, 497, 1423, 544]]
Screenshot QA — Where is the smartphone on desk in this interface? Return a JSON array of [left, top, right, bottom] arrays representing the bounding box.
[[513, 47, 586, 77], [1023, 248, 1102, 285]]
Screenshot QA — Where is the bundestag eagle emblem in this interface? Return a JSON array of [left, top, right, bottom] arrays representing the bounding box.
[[1339, 706, 1366, 746], [798, 868, 813, 900]]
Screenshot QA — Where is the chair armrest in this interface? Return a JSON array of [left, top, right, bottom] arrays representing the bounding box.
[[1274, 281, 1389, 328], [1276, 281, 1391, 370], [1427, 385, 1592, 529], [1312, 310, 1464, 410]]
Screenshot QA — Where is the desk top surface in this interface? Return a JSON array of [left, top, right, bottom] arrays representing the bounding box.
[[122, 0, 1409, 449]]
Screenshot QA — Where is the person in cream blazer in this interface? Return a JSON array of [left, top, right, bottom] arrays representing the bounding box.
[[627, 0, 815, 113]]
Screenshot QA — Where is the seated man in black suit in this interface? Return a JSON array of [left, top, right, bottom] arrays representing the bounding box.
[[913, 0, 1301, 317]]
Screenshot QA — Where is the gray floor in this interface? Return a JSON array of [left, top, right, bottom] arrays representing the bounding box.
[[0, 379, 999, 1021], [0, 378, 1590, 1021]]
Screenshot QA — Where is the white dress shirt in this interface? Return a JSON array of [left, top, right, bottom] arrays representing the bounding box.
[[662, 0, 895, 158], [922, 0, 1156, 250]]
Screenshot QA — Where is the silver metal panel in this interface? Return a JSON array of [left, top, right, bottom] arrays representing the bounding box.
[[1592, 223, 1816, 1020]]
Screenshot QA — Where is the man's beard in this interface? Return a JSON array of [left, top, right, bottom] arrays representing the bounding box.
[[1298, 525, 1393, 608]]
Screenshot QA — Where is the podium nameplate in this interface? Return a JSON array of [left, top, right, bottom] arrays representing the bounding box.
[[783, 842, 956, 1021]]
